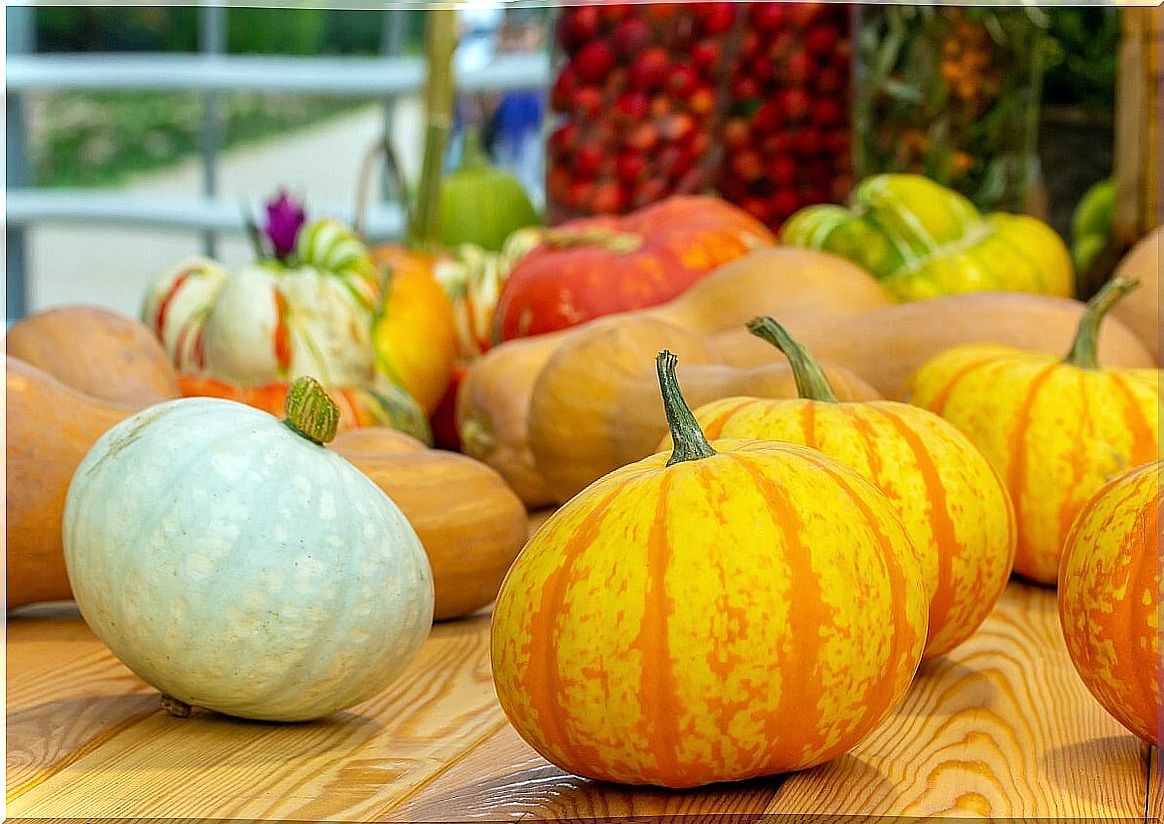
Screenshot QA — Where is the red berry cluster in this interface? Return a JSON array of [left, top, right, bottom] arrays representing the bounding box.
[[546, 2, 738, 221], [716, 3, 854, 227]]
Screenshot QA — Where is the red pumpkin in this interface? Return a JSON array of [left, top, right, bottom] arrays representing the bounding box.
[[492, 195, 775, 341]]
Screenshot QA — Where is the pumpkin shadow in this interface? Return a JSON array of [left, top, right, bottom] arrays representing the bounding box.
[[892, 658, 1000, 720], [8, 692, 387, 771], [1043, 734, 1149, 806]]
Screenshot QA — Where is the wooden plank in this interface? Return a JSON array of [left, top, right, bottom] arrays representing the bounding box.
[[763, 582, 1148, 818], [6, 615, 508, 821], [389, 720, 781, 821], [1149, 744, 1162, 824]]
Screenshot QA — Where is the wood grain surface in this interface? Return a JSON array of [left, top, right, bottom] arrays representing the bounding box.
[[6, 530, 1155, 822]]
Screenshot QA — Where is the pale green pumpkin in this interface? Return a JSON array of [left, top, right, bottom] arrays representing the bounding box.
[[62, 378, 435, 722]]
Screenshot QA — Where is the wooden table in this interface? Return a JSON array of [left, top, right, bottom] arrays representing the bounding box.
[[7, 513, 1161, 822]]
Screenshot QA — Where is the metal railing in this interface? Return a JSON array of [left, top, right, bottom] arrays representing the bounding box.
[[4, 6, 550, 323]]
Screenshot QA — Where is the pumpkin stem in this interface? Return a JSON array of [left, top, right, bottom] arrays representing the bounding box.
[[540, 227, 643, 255], [160, 694, 192, 718], [746, 316, 840, 403], [657, 350, 717, 466], [283, 376, 340, 445], [1064, 276, 1140, 369]]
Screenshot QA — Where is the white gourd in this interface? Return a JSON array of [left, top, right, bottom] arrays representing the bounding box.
[[62, 378, 434, 722]]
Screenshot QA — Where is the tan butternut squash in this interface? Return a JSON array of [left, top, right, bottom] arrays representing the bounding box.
[[527, 315, 880, 502], [5, 305, 180, 406], [526, 290, 1155, 503], [6, 356, 140, 609], [331, 429, 528, 621], [458, 247, 893, 505], [1109, 226, 1160, 362]]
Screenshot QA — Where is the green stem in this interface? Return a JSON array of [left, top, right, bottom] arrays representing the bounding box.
[[458, 127, 491, 172], [409, 7, 457, 251], [283, 376, 340, 445], [746, 316, 840, 403], [1063, 277, 1140, 369], [656, 350, 717, 466]]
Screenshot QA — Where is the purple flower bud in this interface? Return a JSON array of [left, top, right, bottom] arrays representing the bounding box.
[[264, 189, 306, 259]]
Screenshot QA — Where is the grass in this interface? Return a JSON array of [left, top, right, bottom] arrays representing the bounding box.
[[29, 91, 377, 188]]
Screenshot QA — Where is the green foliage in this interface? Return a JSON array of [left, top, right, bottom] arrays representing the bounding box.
[[226, 9, 326, 56], [1041, 7, 1120, 110], [32, 92, 371, 188]]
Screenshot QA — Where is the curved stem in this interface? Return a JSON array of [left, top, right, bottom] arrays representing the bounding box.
[[410, 7, 457, 251], [746, 316, 840, 403], [1064, 276, 1140, 369], [283, 376, 340, 445], [656, 350, 717, 466]]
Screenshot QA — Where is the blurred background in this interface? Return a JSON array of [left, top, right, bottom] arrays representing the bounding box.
[[5, 4, 1124, 321]]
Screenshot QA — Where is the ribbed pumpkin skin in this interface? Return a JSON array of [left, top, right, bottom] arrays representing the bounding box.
[[681, 399, 1016, 659], [1058, 461, 1160, 744], [63, 398, 435, 722], [491, 440, 928, 788], [911, 345, 1161, 584]]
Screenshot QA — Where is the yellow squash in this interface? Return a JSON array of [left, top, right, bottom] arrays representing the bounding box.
[[667, 318, 1016, 659], [491, 351, 928, 788], [910, 277, 1161, 584]]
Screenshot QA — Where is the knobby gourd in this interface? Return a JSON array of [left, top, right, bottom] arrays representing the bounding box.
[[667, 317, 1017, 659], [1058, 460, 1160, 745], [490, 351, 927, 788], [910, 278, 1161, 584], [63, 377, 434, 721]]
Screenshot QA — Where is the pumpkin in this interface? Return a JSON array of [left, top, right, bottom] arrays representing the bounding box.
[[669, 317, 1016, 659], [490, 351, 928, 788], [1058, 460, 1161, 745], [1109, 226, 1161, 362], [63, 377, 434, 721], [5, 305, 180, 406], [910, 277, 1162, 584], [332, 427, 528, 621], [781, 174, 1074, 301], [492, 195, 775, 341], [528, 313, 881, 503], [6, 356, 140, 609], [460, 246, 894, 505], [368, 244, 460, 413], [177, 373, 433, 445], [143, 219, 381, 388]]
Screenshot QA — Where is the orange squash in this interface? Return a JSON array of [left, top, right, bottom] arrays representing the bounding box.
[[6, 356, 140, 609], [332, 429, 527, 621], [911, 278, 1162, 584], [1058, 460, 1160, 744], [369, 245, 460, 414], [491, 351, 927, 787], [5, 305, 180, 406], [670, 317, 1016, 658]]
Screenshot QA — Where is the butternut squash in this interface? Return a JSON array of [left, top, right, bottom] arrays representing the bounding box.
[[1109, 226, 1160, 362], [6, 356, 140, 609], [458, 247, 894, 505], [526, 291, 1155, 503], [5, 305, 180, 406], [331, 429, 528, 620], [528, 315, 880, 501]]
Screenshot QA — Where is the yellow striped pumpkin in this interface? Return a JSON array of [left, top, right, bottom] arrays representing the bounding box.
[[490, 351, 928, 788], [911, 277, 1161, 584], [666, 317, 1015, 659], [1058, 461, 1160, 745], [781, 174, 1074, 302]]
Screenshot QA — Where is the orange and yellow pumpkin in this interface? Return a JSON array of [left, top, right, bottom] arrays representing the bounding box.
[[1058, 460, 1160, 745], [910, 277, 1162, 584], [670, 317, 1016, 659], [490, 351, 928, 788]]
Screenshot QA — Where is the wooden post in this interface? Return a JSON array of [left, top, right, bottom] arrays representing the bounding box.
[[1113, 6, 1161, 244]]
